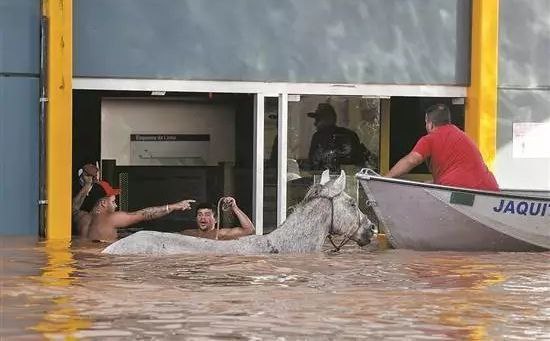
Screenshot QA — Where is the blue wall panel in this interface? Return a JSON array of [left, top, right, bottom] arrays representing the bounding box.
[[0, 0, 39, 235], [0, 77, 39, 235], [74, 0, 471, 85], [0, 0, 40, 74]]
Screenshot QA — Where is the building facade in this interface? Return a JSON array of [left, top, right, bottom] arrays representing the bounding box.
[[1, 0, 548, 237]]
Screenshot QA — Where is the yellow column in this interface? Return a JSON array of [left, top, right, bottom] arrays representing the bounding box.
[[379, 99, 391, 175], [44, 0, 73, 240], [32, 240, 91, 336], [466, 0, 499, 169]]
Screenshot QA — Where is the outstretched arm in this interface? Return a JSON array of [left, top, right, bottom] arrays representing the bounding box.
[[109, 199, 195, 228], [385, 151, 424, 178]]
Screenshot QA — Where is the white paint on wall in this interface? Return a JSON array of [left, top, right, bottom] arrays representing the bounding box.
[[101, 99, 235, 166], [495, 119, 550, 191], [513, 122, 550, 158], [495, 152, 550, 191]]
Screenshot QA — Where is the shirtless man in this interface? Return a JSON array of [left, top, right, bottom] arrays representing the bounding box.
[[182, 197, 255, 240], [73, 180, 195, 242]]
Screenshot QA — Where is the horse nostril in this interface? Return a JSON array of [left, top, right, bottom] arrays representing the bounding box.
[[370, 224, 378, 234]]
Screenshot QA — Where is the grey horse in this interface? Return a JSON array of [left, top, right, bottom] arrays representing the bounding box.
[[102, 170, 375, 255]]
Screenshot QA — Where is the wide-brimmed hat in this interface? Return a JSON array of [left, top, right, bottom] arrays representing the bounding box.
[[306, 103, 337, 121]]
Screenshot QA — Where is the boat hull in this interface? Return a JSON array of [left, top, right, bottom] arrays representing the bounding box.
[[357, 174, 549, 252]]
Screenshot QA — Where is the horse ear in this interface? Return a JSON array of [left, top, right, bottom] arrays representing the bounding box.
[[319, 169, 330, 185], [331, 170, 346, 194]]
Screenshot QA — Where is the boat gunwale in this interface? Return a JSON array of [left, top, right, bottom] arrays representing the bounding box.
[[356, 173, 550, 201]]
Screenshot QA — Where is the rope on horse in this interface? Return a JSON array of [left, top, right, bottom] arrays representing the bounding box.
[[215, 197, 223, 240]]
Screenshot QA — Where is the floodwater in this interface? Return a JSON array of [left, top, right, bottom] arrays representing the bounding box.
[[1, 237, 549, 340]]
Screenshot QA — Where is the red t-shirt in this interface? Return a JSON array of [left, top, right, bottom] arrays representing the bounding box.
[[412, 124, 499, 191]]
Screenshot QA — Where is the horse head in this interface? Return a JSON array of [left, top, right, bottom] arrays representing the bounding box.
[[304, 170, 375, 248]]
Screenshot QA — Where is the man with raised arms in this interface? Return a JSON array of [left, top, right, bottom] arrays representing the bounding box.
[[182, 197, 255, 240]]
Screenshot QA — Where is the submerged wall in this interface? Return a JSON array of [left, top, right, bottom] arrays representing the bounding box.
[[73, 0, 471, 85], [0, 0, 40, 235], [496, 0, 550, 190]]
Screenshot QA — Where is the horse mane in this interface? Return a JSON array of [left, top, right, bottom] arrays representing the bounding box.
[[286, 183, 323, 216]]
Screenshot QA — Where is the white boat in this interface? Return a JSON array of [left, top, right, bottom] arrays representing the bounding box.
[[356, 169, 550, 251]]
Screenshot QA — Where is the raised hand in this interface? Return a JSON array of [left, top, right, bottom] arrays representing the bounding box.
[[82, 164, 100, 182], [222, 197, 237, 210]]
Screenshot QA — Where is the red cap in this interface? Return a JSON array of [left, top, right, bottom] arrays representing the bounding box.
[[97, 180, 120, 196]]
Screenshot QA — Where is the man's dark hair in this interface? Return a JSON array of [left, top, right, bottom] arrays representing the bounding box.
[[425, 103, 451, 126], [80, 183, 107, 212], [195, 202, 216, 217]]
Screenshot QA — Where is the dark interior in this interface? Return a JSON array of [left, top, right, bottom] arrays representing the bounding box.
[[389, 97, 465, 174], [73, 90, 254, 233], [112, 165, 225, 232]]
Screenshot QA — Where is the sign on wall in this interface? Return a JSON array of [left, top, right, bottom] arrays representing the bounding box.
[[130, 134, 210, 166], [513, 122, 550, 158]]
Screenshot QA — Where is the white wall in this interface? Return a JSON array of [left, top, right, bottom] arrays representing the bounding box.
[[101, 99, 235, 166], [495, 119, 550, 191]]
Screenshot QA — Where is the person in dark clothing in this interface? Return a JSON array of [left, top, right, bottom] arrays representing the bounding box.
[[307, 103, 366, 172]]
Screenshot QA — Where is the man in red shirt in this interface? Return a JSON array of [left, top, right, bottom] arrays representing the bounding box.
[[385, 104, 499, 191]]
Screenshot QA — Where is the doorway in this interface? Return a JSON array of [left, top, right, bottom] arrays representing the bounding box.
[[73, 90, 255, 233]]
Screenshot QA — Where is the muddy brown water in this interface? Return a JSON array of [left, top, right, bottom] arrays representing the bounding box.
[[1, 236, 549, 340]]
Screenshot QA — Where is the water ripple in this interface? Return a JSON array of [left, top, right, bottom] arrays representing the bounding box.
[[1, 238, 549, 340]]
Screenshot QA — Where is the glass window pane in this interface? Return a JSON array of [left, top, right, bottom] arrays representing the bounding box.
[[286, 95, 380, 211], [263, 97, 278, 232]]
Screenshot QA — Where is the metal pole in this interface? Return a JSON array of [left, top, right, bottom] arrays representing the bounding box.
[[276, 93, 288, 225], [38, 3, 49, 238], [252, 93, 264, 235]]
